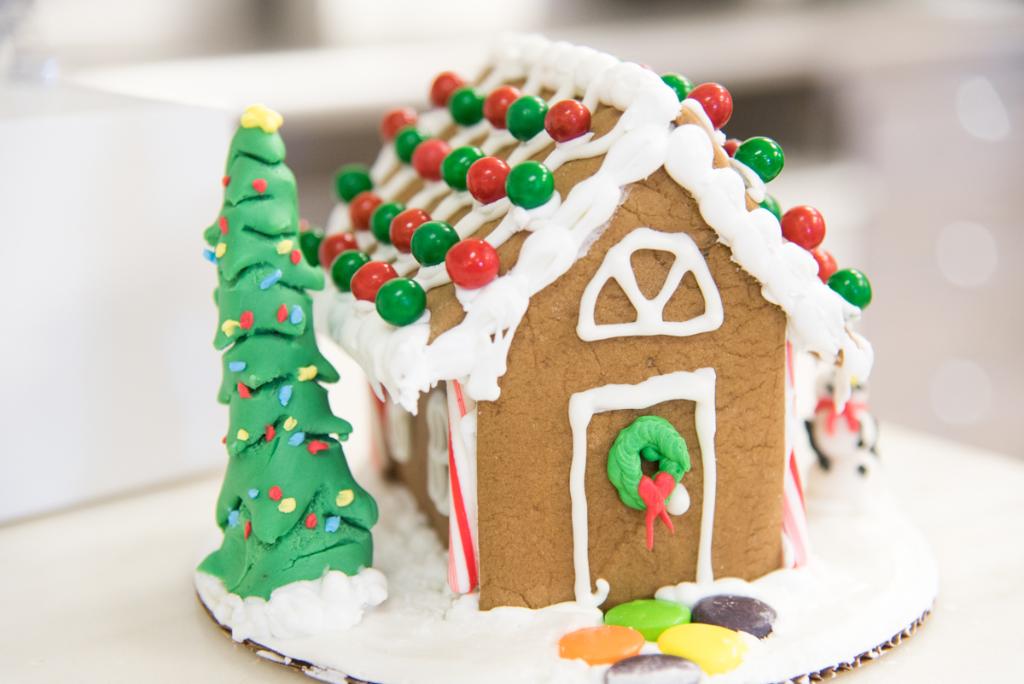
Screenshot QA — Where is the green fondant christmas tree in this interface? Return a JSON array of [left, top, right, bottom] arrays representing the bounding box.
[[199, 104, 377, 599]]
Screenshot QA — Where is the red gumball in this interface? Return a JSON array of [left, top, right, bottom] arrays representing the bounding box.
[[319, 232, 358, 268], [411, 139, 451, 181], [781, 205, 827, 250], [349, 191, 382, 231], [445, 238, 500, 289], [430, 71, 465, 108], [390, 208, 431, 253], [466, 157, 510, 205], [484, 85, 521, 129], [687, 82, 733, 130], [350, 261, 398, 302], [812, 248, 837, 283], [545, 100, 591, 143], [380, 107, 417, 141], [723, 138, 741, 157]]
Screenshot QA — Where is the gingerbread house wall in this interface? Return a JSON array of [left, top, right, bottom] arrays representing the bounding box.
[[474, 169, 788, 609]]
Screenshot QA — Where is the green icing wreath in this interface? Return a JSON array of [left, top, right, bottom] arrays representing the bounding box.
[[607, 416, 691, 510]]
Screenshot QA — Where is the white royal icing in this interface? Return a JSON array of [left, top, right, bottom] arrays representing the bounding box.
[[577, 227, 724, 341], [194, 567, 388, 642], [383, 397, 412, 464], [425, 388, 451, 516]]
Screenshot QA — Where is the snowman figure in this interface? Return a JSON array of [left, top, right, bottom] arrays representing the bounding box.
[[805, 369, 881, 512]]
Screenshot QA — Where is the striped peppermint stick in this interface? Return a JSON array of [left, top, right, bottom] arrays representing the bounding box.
[[446, 379, 479, 593], [781, 341, 810, 567]]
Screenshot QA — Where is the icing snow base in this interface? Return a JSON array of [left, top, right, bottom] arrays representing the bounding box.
[[329, 34, 872, 414], [194, 567, 387, 643], [197, 472, 936, 684]]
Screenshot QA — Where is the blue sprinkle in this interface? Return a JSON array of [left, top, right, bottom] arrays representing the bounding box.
[[228, 361, 247, 372], [247, 488, 259, 499], [289, 305, 304, 325], [288, 431, 306, 446], [278, 384, 293, 407], [203, 248, 217, 263], [227, 509, 240, 527], [259, 269, 283, 290], [325, 516, 340, 533]]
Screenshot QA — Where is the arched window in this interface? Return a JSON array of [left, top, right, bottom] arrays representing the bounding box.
[[577, 228, 723, 341]]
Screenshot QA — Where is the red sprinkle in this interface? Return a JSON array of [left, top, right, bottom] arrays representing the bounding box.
[[221, 435, 227, 445], [252, 178, 268, 193], [268, 485, 283, 501], [304, 513, 318, 529], [244, 520, 252, 539], [219, 216, 228, 234], [307, 440, 329, 455], [264, 424, 276, 441], [276, 304, 289, 322], [222, 175, 231, 187], [239, 310, 254, 330], [237, 382, 252, 399], [290, 249, 302, 265]]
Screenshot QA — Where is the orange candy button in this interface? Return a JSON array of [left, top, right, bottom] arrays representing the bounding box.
[[559, 625, 645, 665]]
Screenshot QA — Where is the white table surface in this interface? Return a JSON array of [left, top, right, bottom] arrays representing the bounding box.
[[1, 423, 1020, 683]]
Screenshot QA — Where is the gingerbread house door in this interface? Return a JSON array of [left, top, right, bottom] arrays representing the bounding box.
[[569, 227, 725, 606]]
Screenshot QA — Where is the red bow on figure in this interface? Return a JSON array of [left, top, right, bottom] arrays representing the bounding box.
[[814, 398, 867, 436], [637, 472, 676, 551]]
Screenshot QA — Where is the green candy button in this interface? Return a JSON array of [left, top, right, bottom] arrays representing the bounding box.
[[604, 599, 691, 641]]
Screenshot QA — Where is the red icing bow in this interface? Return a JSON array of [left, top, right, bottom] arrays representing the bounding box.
[[814, 398, 867, 436], [637, 471, 676, 551]]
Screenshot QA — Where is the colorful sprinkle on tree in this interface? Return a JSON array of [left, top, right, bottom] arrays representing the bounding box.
[[199, 105, 378, 599]]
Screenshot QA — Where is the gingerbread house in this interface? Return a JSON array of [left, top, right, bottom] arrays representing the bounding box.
[[323, 35, 873, 610]]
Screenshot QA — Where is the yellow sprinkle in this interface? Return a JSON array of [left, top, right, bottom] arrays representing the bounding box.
[[221, 319, 240, 336], [283, 417, 298, 431], [240, 104, 284, 134], [276, 239, 293, 255], [214, 242, 227, 258], [336, 490, 354, 507], [297, 365, 318, 382], [278, 497, 297, 513], [236, 429, 250, 441]]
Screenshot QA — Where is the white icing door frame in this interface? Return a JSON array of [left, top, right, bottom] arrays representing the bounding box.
[[384, 398, 412, 464], [568, 369, 718, 607], [577, 227, 724, 341], [425, 389, 451, 516]]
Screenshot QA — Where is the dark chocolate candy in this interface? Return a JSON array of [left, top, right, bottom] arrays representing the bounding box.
[[691, 594, 777, 639]]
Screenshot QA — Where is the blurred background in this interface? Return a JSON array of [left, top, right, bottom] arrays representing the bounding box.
[[1, 0, 1021, 522]]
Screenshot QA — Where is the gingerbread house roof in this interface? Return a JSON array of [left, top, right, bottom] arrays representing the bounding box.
[[328, 34, 872, 413]]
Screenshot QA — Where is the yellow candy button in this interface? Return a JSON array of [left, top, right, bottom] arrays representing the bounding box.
[[336, 489, 354, 507], [221, 319, 240, 336], [297, 365, 318, 382], [657, 623, 747, 675], [276, 239, 293, 255], [283, 417, 298, 431], [278, 497, 296, 513], [236, 429, 249, 441], [214, 242, 227, 258]]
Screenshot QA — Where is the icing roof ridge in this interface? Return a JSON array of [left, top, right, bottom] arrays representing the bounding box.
[[327, 35, 872, 411]]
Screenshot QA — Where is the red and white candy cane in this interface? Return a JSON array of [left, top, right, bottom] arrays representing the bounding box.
[[781, 341, 810, 567], [446, 379, 479, 593]]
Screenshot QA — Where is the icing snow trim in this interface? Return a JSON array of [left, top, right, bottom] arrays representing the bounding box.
[[194, 568, 387, 642]]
